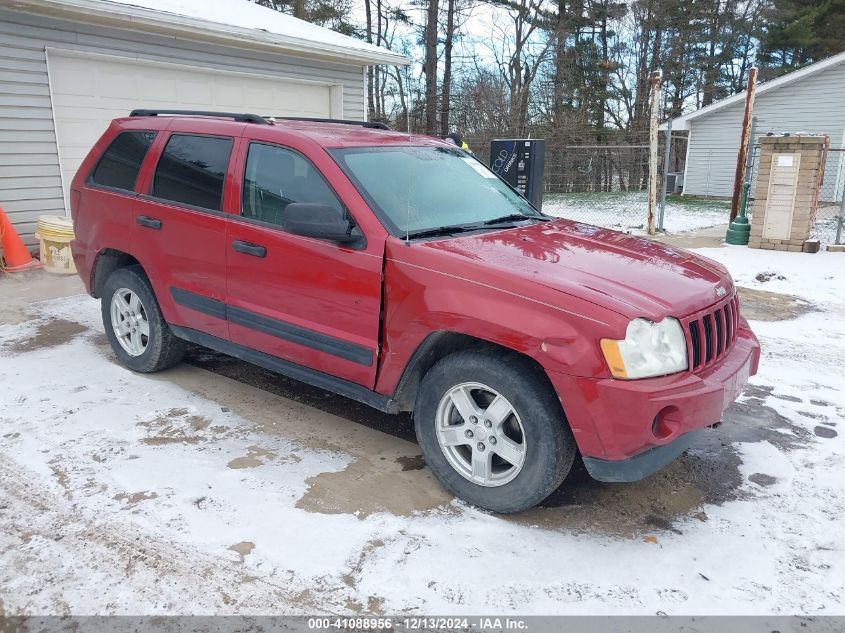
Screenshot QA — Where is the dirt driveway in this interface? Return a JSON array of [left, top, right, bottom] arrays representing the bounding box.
[[1, 242, 843, 615]]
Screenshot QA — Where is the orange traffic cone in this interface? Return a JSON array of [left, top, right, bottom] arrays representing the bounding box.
[[0, 206, 41, 272]]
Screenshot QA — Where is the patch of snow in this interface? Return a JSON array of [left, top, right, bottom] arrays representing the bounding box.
[[693, 245, 845, 304]]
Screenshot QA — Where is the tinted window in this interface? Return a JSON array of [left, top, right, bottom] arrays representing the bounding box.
[[152, 134, 233, 210], [242, 143, 344, 226], [90, 131, 156, 192]]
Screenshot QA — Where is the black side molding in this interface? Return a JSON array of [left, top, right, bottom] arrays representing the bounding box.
[[170, 326, 392, 412], [227, 305, 372, 366], [169, 287, 373, 366], [170, 287, 227, 321]]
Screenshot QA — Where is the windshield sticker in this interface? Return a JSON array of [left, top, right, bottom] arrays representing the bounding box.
[[462, 157, 498, 178]]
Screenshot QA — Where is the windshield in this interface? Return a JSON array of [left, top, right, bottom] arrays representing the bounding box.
[[330, 145, 542, 237]]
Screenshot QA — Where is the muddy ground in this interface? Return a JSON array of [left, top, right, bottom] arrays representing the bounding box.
[[1, 246, 842, 615], [0, 268, 826, 539]]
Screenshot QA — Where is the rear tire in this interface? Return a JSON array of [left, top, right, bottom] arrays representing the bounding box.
[[101, 266, 186, 373], [415, 349, 576, 513]]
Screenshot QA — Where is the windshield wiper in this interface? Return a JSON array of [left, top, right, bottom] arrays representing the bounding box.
[[481, 213, 547, 226], [405, 225, 478, 240], [405, 215, 546, 240]]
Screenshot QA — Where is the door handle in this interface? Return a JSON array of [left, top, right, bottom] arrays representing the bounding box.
[[231, 240, 267, 258], [136, 215, 162, 230]]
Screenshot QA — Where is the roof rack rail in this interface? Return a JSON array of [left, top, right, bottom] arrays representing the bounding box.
[[129, 109, 269, 124], [272, 116, 390, 130]]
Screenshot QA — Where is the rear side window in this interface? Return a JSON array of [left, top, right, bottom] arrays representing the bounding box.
[[90, 131, 156, 192], [152, 134, 233, 211]]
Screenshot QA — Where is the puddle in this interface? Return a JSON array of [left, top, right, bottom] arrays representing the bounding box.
[[227, 445, 278, 469], [749, 473, 777, 487], [228, 541, 255, 562], [814, 426, 838, 439], [736, 287, 815, 321], [514, 441, 742, 538], [296, 456, 451, 518], [396, 455, 425, 471], [8, 318, 87, 353], [719, 398, 812, 451]]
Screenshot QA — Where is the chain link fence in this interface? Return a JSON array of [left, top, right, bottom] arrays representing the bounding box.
[[539, 144, 656, 231], [816, 147, 845, 246], [466, 134, 733, 234]]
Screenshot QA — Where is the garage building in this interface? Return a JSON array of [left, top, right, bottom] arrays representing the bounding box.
[[667, 51, 845, 199], [0, 0, 406, 245]]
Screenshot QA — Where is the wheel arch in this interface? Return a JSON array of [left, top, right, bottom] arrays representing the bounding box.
[[390, 331, 560, 416], [91, 249, 143, 298]]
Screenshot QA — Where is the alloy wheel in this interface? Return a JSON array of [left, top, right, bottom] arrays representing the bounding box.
[[109, 287, 150, 357], [435, 382, 527, 487]]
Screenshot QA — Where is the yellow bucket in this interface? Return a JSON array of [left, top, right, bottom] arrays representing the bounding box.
[[36, 215, 76, 275]]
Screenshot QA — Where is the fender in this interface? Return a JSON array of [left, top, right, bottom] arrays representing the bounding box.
[[375, 239, 626, 455]]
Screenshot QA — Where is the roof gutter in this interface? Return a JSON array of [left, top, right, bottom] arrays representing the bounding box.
[[1, 0, 410, 66]]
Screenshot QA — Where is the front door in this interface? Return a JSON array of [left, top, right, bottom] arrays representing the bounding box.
[[132, 132, 234, 340], [225, 141, 384, 387]]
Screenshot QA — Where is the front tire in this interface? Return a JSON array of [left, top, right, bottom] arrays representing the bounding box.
[[101, 266, 186, 373], [415, 349, 576, 513]]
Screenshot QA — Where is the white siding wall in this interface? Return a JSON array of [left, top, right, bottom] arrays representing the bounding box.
[[683, 60, 845, 198], [0, 8, 367, 245]]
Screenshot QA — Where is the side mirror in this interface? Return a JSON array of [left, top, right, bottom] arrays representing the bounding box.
[[280, 203, 357, 243]]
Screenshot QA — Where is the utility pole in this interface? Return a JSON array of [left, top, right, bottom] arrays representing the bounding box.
[[647, 71, 661, 235], [730, 67, 758, 222]]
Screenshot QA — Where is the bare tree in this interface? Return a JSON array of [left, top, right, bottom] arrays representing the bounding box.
[[487, 0, 551, 135], [424, 0, 441, 134], [365, 0, 376, 120]]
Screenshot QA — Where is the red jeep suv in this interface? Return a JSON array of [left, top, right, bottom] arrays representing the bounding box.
[[70, 110, 760, 513]]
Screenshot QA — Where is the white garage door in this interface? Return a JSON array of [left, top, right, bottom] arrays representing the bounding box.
[[47, 49, 338, 209]]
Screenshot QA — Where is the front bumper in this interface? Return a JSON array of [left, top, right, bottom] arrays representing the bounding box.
[[581, 430, 705, 482], [549, 327, 760, 482]]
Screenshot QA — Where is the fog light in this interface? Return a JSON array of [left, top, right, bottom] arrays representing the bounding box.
[[651, 406, 681, 440]]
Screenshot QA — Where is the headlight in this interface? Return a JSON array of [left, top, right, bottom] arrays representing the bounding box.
[[600, 318, 688, 379]]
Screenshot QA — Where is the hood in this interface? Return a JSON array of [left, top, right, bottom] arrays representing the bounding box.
[[416, 219, 733, 320]]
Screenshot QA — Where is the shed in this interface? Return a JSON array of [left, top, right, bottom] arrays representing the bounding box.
[[0, 0, 407, 245], [666, 51, 845, 200]]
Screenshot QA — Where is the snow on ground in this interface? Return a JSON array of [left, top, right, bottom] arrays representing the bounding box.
[[543, 192, 731, 234], [1, 245, 844, 616], [694, 245, 842, 304]]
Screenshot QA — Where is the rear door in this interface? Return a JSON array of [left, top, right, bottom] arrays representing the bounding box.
[[225, 139, 386, 388], [75, 127, 158, 274], [132, 130, 236, 340]]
